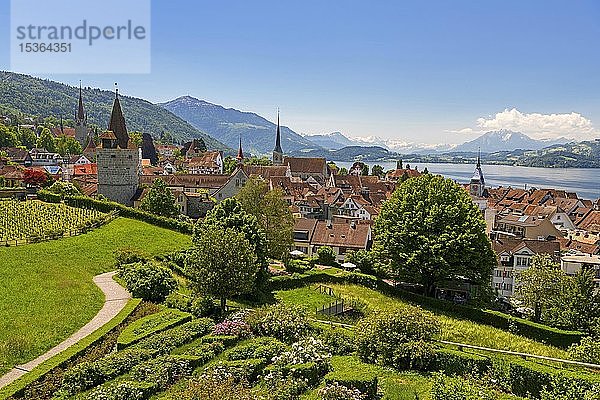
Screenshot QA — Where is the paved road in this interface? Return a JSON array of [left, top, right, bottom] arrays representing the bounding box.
[[0, 271, 131, 388]]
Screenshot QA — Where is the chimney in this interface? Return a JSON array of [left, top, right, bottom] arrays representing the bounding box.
[[350, 221, 356, 229], [327, 220, 333, 229]]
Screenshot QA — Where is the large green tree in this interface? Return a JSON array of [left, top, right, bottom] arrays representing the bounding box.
[[374, 174, 496, 297], [235, 176, 294, 260], [0, 125, 18, 147], [140, 179, 179, 218], [55, 135, 82, 157], [515, 254, 566, 323], [36, 128, 56, 152], [198, 197, 267, 268], [17, 127, 37, 149], [186, 226, 257, 312]]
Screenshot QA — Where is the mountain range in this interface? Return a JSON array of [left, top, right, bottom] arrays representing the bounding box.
[[0, 71, 226, 149], [160, 96, 319, 155], [453, 130, 569, 153], [0, 72, 596, 167]]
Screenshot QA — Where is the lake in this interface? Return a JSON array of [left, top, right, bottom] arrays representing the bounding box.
[[334, 161, 600, 200]]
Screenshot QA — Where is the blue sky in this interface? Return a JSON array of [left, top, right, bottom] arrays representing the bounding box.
[[1, 0, 600, 146]]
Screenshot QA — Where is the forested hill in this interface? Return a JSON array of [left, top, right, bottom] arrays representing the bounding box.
[[0, 71, 227, 150]]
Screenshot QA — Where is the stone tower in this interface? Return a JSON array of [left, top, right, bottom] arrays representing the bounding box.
[[272, 110, 283, 165], [469, 150, 485, 197], [74, 82, 88, 147], [97, 85, 140, 206]]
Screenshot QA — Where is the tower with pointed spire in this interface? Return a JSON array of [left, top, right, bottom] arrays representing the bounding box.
[[272, 109, 283, 165], [74, 82, 89, 147], [470, 148, 485, 197], [97, 84, 140, 206], [236, 134, 244, 165]]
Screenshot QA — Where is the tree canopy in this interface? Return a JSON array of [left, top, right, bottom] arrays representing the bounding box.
[[374, 174, 496, 297], [140, 179, 179, 218], [186, 226, 257, 312], [235, 176, 294, 260]]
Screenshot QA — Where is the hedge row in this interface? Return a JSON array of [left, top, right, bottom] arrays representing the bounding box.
[[324, 368, 378, 400], [269, 269, 378, 291], [63, 196, 193, 234], [433, 346, 600, 399], [116, 309, 192, 349], [60, 318, 213, 395], [376, 282, 583, 348]]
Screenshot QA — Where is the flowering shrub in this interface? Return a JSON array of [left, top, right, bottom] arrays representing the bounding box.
[[263, 369, 310, 400], [213, 320, 252, 338], [319, 328, 355, 355], [204, 358, 267, 385], [273, 337, 331, 366], [355, 308, 440, 369], [319, 382, 366, 400], [86, 380, 156, 400], [248, 304, 312, 343]]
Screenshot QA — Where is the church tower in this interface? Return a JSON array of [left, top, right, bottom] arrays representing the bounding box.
[[74, 82, 88, 147], [272, 110, 283, 165], [469, 150, 485, 197], [236, 134, 244, 165], [97, 84, 140, 206]]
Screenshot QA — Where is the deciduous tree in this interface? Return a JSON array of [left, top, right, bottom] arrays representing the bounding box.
[[186, 226, 257, 312], [140, 179, 179, 218], [374, 174, 496, 297], [236, 176, 294, 260]]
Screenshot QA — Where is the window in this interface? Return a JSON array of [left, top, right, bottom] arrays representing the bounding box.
[[516, 256, 530, 267]]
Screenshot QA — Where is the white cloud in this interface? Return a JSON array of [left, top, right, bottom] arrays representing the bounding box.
[[474, 108, 597, 140]]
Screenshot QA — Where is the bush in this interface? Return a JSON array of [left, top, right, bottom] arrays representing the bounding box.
[[164, 291, 192, 312], [213, 319, 252, 338], [568, 336, 600, 364], [191, 296, 218, 317], [115, 247, 149, 268], [120, 261, 177, 302], [355, 308, 440, 369], [227, 337, 287, 361], [286, 258, 313, 274], [133, 318, 214, 354], [344, 250, 378, 276], [392, 340, 437, 371], [181, 341, 225, 363], [432, 348, 491, 376], [324, 371, 377, 400], [205, 358, 268, 384], [175, 375, 256, 400], [317, 246, 337, 266], [272, 337, 331, 366], [61, 348, 156, 395], [130, 355, 193, 388], [248, 304, 312, 343], [319, 381, 367, 400], [86, 380, 157, 400], [320, 328, 355, 355], [540, 376, 600, 400], [117, 309, 191, 349], [430, 373, 495, 400], [36, 189, 61, 203]]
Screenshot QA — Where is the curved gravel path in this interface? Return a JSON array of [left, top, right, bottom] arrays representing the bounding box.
[[0, 271, 131, 388]]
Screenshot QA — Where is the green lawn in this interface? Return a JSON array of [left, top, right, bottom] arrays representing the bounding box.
[[276, 284, 569, 359], [0, 218, 191, 376]]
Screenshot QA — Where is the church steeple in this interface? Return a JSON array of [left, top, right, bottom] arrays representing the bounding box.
[[272, 109, 283, 165], [108, 83, 129, 149], [470, 147, 485, 197], [237, 134, 244, 164], [75, 81, 89, 147]]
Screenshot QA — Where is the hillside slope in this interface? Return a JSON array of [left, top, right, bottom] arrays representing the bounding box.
[[0, 72, 226, 149], [160, 96, 321, 155]]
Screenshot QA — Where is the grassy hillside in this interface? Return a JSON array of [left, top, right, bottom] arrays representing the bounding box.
[[0, 72, 227, 149], [0, 218, 191, 376], [276, 284, 568, 359]]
